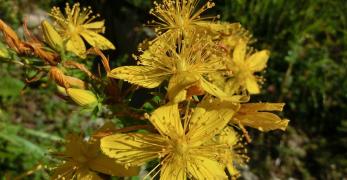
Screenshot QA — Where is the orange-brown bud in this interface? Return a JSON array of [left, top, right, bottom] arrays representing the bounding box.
[[64, 76, 86, 89], [50, 66, 86, 89], [49, 67, 69, 88], [0, 19, 28, 53]]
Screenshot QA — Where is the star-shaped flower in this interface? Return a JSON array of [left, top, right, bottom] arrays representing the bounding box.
[[150, 0, 216, 42], [101, 99, 241, 179], [50, 3, 115, 58], [227, 40, 270, 94], [109, 34, 241, 102], [52, 134, 138, 179]]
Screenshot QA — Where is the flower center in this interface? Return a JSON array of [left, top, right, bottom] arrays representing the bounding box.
[[174, 138, 189, 157], [68, 23, 80, 35], [176, 59, 187, 72], [177, 15, 188, 30]]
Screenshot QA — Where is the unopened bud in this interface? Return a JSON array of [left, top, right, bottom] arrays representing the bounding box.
[[66, 88, 98, 107], [57, 86, 68, 96], [41, 20, 63, 52], [0, 42, 9, 58], [50, 67, 69, 88]]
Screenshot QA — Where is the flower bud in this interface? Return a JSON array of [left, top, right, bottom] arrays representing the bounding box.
[[66, 88, 98, 108], [41, 20, 63, 52], [50, 66, 69, 88], [0, 43, 9, 58], [57, 85, 68, 96]]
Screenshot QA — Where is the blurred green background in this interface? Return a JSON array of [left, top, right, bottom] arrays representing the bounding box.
[[0, 0, 346, 179]]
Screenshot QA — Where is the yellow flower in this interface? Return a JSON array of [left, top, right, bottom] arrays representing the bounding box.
[[150, 0, 216, 41], [232, 103, 289, 131], [66, 88, 98, 108], [109, 34, 240, 102], [198, 22, 252, 48], [50, 3, 115, 57], [227, 40, 270, 94], [101, 99, 239, 179], [217, 126, 247, 178], [52, 134, 139, 179]]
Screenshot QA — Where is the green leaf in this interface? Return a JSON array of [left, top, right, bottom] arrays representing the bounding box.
[[0, 76, 24, 99]]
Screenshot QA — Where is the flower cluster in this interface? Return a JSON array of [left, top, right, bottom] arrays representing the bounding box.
[[0, 0, 289, 179], [102, 0, 289, 179]]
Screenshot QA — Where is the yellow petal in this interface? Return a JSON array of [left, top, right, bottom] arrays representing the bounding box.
[[233, 40, 247, 65], [233, 103, 288, 131], [245, 76, 260, 94], [240, 103, 285, 112], [233, 113, 289, 131], [232, 103, 289, 131], [187, 98, 239, 145], [247, 50, 270, 72], [76, 169, 102, 180], [92, 121, 117, 139], [80, 30, 115, 50], [227, 163, 240, 177], [150, 103, 184, 137], [64, 134, 85, 157], [66, 34, 86, 58], [224, 79, 239, 95], [88, 153, 139, 177], [208, 72, 226, 89], [167, 73, 200, 103], [51, 162, 75, 179], [100, 133, 165, 167], [108, 66, 169, 88], [200, 78, 245, 102], [82, 20, 105, 31], [187, 156, 227, 179], [160, 157, 186, 180]]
